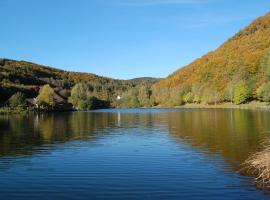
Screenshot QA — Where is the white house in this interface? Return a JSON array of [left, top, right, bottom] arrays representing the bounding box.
[[117, 95, 122, 100]]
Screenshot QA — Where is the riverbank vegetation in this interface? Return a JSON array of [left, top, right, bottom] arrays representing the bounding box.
[[244, 141, 270, 189]]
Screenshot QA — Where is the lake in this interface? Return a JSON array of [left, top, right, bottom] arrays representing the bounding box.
[[0, 109, 270, 199]]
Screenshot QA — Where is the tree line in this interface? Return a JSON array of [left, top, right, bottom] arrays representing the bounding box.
[[4, 76, 270, 110]]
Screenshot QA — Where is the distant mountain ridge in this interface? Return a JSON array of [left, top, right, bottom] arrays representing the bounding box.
[[129, 77, 161, 84]]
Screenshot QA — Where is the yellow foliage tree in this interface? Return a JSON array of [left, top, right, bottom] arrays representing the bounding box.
[[37, 84, 55, 108]]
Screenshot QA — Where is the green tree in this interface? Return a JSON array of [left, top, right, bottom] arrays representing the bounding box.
[[261, 48, 270, 81], [69, 83, 96, 110], [224, 82, 235, 103], [2, 78, 9, 85], [256, 82, 270, 102], [201, 87, 221, 105], [138, 84, 152, 107], [191, 84, 202, 103], [233, 81, 251, 104], [183, 92, 194, 104], [8, 92, 26, 107], [37, 84, 55, 108], [120, 87, 140, 108], [152, 87, 170, 106], [167, 88, 184, 106]]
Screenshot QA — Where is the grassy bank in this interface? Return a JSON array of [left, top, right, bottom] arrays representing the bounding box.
[[0, 107, 34, 115], [1, 101, 270, 114], [174, 101, 270, 110]]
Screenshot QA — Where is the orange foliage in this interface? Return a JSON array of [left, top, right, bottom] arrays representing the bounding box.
[[153, 12, 270, 100]]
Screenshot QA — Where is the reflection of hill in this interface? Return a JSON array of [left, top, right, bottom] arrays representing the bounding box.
[[0, 109, 270, 173], [0, 112, 115, 156], [0, 111, 157, 157], [164, 109, 270, 171]]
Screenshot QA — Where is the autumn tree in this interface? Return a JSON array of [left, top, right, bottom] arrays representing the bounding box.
[[69, 83, 96, 110], [224, 82, 235, 103], [138, 84, 152, 107], [37, 84, 55, 108], [183, 92, 194, 104], [119, 87, 140, 108], [200, 87, 221, 105], [256, 82, 270, 102], [233, 81, 251, 104], [262, 48, 270, 80], [167, 88, 183, 106], [191, 84, 202, 104]]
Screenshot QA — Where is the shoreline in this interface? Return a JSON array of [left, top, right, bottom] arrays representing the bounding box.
[[0, 107, 76, 115], [152, 101, 270, 110], [175, 102, 270, 110], [1, 101, 270, 115]]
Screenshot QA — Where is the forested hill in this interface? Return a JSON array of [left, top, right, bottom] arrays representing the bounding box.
[[0, 59, 153, 106], [129, 77, 161, 84], [152, 12, 270, 105]]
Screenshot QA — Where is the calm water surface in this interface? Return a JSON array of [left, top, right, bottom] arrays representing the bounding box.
[[0, 109, 270, 199]]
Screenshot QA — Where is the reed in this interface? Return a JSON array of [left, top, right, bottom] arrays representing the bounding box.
[[244, 142, 270, 189]]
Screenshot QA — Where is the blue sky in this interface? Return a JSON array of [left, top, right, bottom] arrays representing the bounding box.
[[0, 0, 270, 79]]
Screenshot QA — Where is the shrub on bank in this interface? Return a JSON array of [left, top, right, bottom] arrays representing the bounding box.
[[244, 141, 270, 189], [8, 92, 26, 107]]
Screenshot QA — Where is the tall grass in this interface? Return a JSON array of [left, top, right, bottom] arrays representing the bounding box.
[[243, 141, 270, 189]]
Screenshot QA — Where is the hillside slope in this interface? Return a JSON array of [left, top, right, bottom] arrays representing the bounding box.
[[153, 12, 270, 105], [0, 59, 134, 105]]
